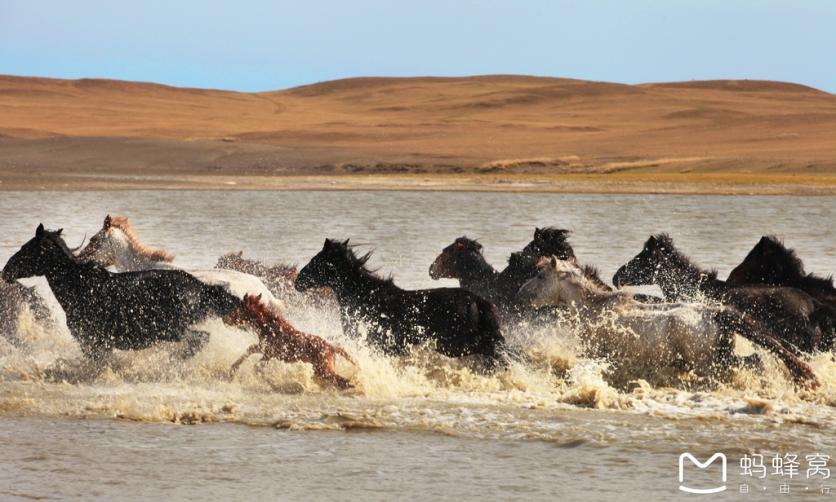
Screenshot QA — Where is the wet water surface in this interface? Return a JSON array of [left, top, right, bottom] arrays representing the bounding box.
[[0, 191, 834, 501]]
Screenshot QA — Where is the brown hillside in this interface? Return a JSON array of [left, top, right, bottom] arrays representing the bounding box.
[[1, 74, 835, 191]]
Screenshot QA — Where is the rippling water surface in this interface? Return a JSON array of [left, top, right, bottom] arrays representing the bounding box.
[[0, 191, 834, 501]]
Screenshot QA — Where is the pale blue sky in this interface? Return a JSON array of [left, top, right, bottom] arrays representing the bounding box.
[[2, 0, 834, 92]]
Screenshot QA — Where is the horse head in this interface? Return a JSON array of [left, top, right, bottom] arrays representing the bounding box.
[[2, 224, 69, 282], [523, 227, 576, 261], [517, 256, 580, 307], [613, 234, 674, 287], [223, 293, 264, 326], [429, 236, 485, 280], [296, 238, 360, 292], [727, 235, 801, 285], [77, 215, 174, 269], [77, 214, 124, 266]]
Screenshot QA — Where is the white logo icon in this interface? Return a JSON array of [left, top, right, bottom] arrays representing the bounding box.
[[679, 452, 728, 494]]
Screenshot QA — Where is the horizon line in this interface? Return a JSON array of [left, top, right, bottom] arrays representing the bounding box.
[[1, 72, 831, 96]]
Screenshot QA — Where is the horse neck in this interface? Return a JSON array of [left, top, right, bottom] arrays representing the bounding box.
[[331, 266, 398, 308], [459, 255, 498, 287], [569, 279, 622, 310], [114, 241, 166, 271], [42, 247, 90, 307], [655, 255, 715, 300]]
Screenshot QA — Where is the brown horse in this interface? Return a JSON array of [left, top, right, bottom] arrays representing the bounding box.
[[223, 294, 355, 389]]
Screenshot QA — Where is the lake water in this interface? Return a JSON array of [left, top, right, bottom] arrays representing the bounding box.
[[0, 191, 834, 501]]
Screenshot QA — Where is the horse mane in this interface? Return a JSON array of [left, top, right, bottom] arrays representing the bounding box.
[[526, 227, 576, 260], [568, 265, 609, 294], [756, 235, 835, 289], [535, 227, 572, 241], [454, 236, 483, 253], [330, 239, 396, 287], [45, 230, 110, 274], [652, 233, 718, 280], [109, 216, 175, 263], [235, 294, 297, 335], [581, 264, 613, 291]]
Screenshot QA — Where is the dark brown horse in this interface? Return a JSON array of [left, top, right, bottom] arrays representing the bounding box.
[[727, 236, 836, 307], [223, 294, 355, 388], [613, 234, 835, 354], [429, 227, 615, 317]]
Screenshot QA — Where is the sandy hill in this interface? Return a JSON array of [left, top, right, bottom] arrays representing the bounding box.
[[1, 74, 835, 191]]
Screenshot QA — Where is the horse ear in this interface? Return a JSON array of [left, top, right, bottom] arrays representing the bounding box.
[[343, 238, 350, 247], [104, 214, 112, 228], [550, 256, 558, 268], [56, 228, 63, 235], [257, 293, 262, 300], [568, 256, 577, 265], [534, 228, 542, 239], [36, 223, 45, 236]]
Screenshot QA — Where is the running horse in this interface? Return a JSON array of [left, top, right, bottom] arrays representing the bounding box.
[[3, 225, 355, 381], [727, 235, 836, 307], [78, 215, 286, 313], [613, 234, 835, 353], [519, 256, 819, 388], [429, 227, 609, 315], [3, 224, 241, 360], [297, 239, 505, 364], [224, 294, 355, 388]]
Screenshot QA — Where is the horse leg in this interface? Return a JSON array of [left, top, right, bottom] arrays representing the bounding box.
[[718, 310, 819, 388], [230, 345, 259, 375], [173, 330, 210, 360], [737, 353, 764, 372], [313, 353, 352, 389]]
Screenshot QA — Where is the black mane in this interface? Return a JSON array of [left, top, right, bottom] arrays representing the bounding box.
[[652, 233, 719, 280], [329, 239, 396, 287], [298, 238, 505, 361], [454, 236, 483, 253], [760, 235, 834, 287]]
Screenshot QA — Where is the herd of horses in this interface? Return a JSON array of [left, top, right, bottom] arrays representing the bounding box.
[[1, 215, 834, 390]]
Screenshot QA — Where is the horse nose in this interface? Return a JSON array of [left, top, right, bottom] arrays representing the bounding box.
[[612, 266, 625, 287], [428, 257, 443, 280]]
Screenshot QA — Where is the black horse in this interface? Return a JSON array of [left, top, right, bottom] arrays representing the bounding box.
[[613, 234, 835, 353], [727, 236, 836, 307], [521, 227, 577, 261], [2, 225, 241, 361], [296, 239, 505, 363]]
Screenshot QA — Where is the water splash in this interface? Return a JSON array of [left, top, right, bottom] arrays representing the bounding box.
[[0, 298, 834, 439]]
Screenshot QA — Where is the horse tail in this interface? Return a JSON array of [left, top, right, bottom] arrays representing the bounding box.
[[332, 345, 357, 367], [810, 303, 836, 350], [203, 284, 243, 317], [716, 309, 819, 389]]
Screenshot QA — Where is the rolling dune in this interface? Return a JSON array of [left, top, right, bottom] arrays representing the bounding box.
[[1, 74, 835, 192]]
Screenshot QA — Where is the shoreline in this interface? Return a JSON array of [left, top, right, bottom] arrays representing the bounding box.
[[2, 172, 835, 195]]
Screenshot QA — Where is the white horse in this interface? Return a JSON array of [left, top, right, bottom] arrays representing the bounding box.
[[517, 257, 817, 388], [77, 215, 286, 313]]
